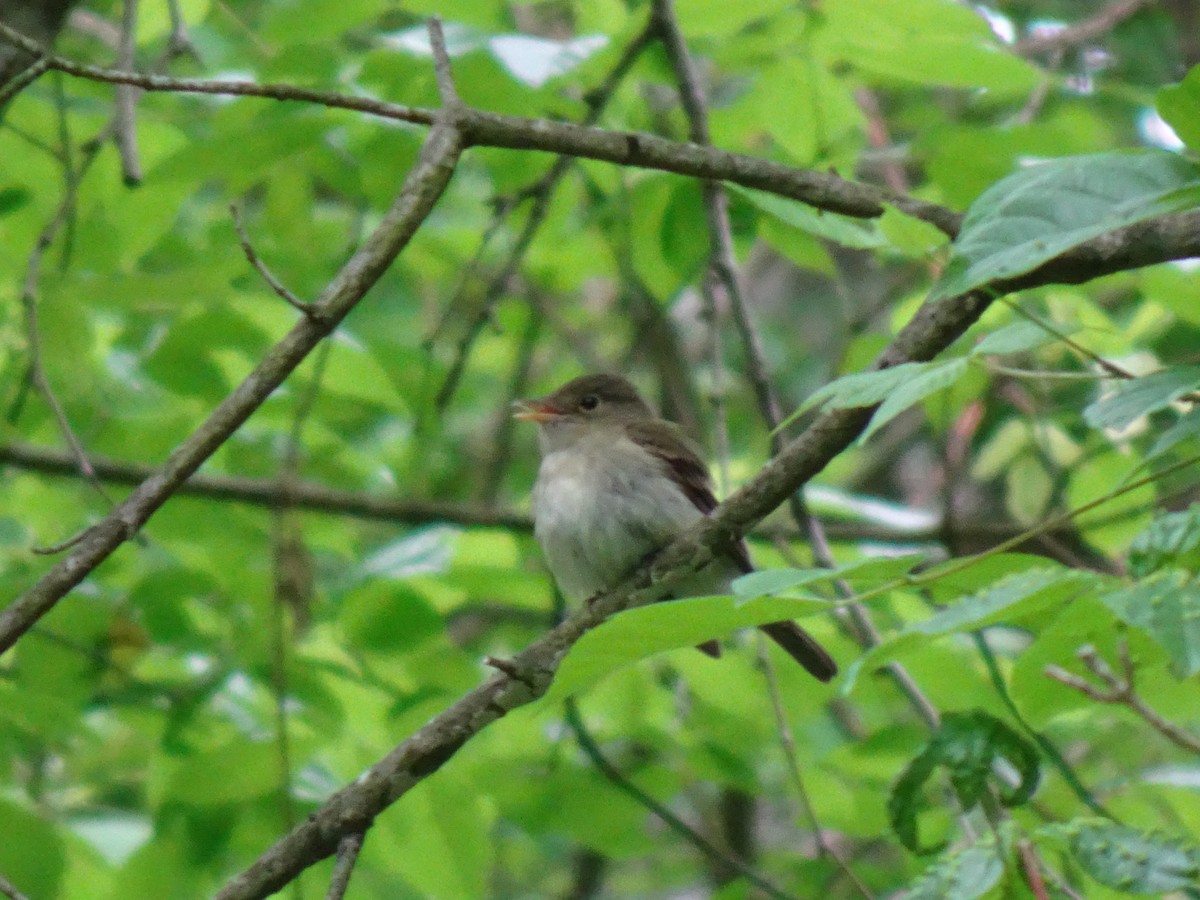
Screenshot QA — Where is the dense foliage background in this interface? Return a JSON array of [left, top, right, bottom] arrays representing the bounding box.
[[2, 0, 1200, 897]]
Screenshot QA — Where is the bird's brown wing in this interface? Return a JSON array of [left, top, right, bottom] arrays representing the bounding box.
[[626, 418, 838, 682], [624, 419, 753, 572]]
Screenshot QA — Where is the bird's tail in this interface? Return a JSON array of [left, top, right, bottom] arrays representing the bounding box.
[[759, 621, 838, 682]]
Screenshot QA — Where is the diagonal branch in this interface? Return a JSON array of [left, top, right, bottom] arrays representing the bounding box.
[[0, 104, 466, 654], [210, 203, 1200, 900], [0, 20, 961, 235]]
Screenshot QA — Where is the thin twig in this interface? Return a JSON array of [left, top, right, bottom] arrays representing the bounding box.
[[113, 0, 142, 185], [654, 0, 944, 731], [564, 700, 800, 900], [756, 637, 876, 899], [431, 16, 657, 412], [0, 871, 30, 900], [0, 56, 49, 107], [323, 833, 364, 900], [0, 91, 467, 654], [231, 204, 313, 314], [18, 130, 121, 544], [1014, 0, 1153, 55], [972, 631, 1113, 818], [1045, 641, 1200, 755]]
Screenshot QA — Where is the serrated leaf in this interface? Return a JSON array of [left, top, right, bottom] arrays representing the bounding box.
[[933, 150, 1200, 300], [858, 358, 969, 444], [1069, 820, 1200, 894], [1157, 64, 1200, 151], [1128, 505, 1200, 577], [971, 320, 1065, 357], [905, 832, 1008, 900], [914, 568, 1085, 635], [889, 710, 1040, 854], [842, 567, 1085, 694], [1083, 367, 1200, 431], [1098, 571, 1200, 677]]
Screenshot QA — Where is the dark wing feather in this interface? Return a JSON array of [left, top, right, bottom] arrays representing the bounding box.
[[624, 419, 754, 573]]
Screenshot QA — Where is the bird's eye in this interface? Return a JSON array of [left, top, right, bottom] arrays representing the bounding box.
[[579, 394, 599, 411]]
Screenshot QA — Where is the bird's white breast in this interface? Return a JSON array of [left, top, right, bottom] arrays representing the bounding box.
[[532, 434, 703, 602]]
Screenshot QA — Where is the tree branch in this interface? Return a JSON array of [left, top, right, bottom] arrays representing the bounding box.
[[208, 199, 1200, 900], [0, 108, 466, 654], [0, 20, 961, 235], [1045, 642, 1200, 755]]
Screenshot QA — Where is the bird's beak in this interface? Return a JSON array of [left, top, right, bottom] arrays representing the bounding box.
[[512, 398, 561, 423]]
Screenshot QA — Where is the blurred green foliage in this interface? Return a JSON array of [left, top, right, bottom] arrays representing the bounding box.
[[2, 0, 1200, 897]]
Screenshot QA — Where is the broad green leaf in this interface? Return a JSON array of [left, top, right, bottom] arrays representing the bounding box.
[[1098, 571, 1200, 677], [816, 0, 1039, 94], [933, 151, 1200, 300], [859, 358, 969, 443], [1128, 505, 1200, 577], [1083, 367, 1200, 431], [1157, 64, 1200, 150], [546, 594, 835, 700], [729, 184, 886, 249], [1069, 820, 1200, 894], [889, 710, 1039, 854], [971, 320, 1066, 357]]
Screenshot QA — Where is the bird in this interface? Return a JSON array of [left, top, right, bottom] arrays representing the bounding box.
[[513, 373, 837, 682]]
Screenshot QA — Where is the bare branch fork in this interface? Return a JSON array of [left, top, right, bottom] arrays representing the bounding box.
[[1046, 642, 1200, 755]]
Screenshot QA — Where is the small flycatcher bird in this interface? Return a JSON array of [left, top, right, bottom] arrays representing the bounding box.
[[514, 373, 837, 682]]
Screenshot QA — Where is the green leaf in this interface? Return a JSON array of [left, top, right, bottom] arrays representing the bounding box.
[[546, 594, 835, 700], [340, 582, 444, 653], [1157, 64, 1200, 151], [785, 362, 938, 428], [1128, 504, 1200, 577], [1147, 407, 1200, 460], [0, 800, 65, 899], [816, 0, 1039, 94], [732, 553, 923, 603], [858, 358, 969, 444], [163, 741, 284, 806], [842, 567, 1085, 694], [889, 710, 1040, 854], [933, 151, 1200, 299], [1083, 367, 1200, 431], [1069, 820, 1200, 894], [729, 184, 886, 249], [970, 320, 1066, 357], [1098, 571, 1200, 677], [914, 568, 1085, 635], [905, 831, 1008, 900]]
